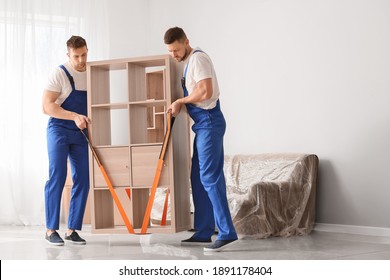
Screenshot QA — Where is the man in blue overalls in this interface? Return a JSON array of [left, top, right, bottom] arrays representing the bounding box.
[[42, 36, 90, 246], [165, 27, 238, 252]]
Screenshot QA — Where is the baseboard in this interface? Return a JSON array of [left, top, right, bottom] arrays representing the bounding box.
[[315, 223, 390, 237]]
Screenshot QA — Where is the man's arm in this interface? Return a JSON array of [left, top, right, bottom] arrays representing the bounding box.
[[42, 89, 89, 129], [168, 78, 213, 116]]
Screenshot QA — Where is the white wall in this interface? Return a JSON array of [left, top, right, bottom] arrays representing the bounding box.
[[106, 0, 149, 58], [108, 0, 390, 228]]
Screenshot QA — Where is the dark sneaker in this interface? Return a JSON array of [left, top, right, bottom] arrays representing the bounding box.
[[64, 231, 86, 245], [204, 239, 238, 252], [181, 237, 212, 246], [45, 231, 64, 246]]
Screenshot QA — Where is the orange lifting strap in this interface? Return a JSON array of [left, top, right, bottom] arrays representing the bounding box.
[[160, 189, 170, 226], [81, 128, 135, 234], [141, 112, 175, 234]]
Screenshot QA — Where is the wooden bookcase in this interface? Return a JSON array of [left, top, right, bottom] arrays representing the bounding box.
[[86, 55, 191, 234]]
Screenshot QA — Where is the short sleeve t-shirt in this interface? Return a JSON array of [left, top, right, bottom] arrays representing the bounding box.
[[184, 48, 220, 110], [45, 61, 87, 106]]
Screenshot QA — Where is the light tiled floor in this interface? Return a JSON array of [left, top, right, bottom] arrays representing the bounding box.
[[1, 225, 390, 260]]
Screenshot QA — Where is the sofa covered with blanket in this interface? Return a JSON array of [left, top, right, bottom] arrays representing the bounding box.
[[224, 153, 319, 239]]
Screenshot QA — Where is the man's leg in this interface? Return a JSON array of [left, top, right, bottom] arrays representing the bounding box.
[[196, 127, 237, 241], [67, 131, 89, 231], [45, 126, 69, 231], [191, 136, 216, 240]]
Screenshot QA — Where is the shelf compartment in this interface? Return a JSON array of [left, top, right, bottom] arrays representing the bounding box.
[[130, 187, 171, 229], [147, 70, 165, 101], [91, 188, 132, 231], [90, 106, 129, 146], [88, 63, 129, 105], [129, 103, 166, 144]]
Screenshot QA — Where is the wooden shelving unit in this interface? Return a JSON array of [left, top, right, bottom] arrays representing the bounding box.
[[86, 55, 191, 234]]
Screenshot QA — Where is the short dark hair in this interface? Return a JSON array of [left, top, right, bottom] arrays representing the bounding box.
[[67, 35, 87, 50], [164, 27, 187, 44]]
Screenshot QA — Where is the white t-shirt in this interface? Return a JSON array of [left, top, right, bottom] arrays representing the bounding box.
[[184, 48, 220, 110], [45, 61, 87, 106]]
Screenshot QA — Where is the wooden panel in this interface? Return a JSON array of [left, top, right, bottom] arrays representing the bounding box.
[[147, 112, 165, 143], [147, 70, 165, 143], [131, 145, 169, 187], [129, 105, 147, 144], [89, 67, 110, 105], [128, 63, 146, 102], [91, 107, 111, 146], [171, 109, 191, 229], [92, 190, 114, 230], [146, 71, 164, 100], [93, 147, 130, 187], [92, 103, 128, 110], [88, 55, 167, 68], [131, 189, 149, 228]]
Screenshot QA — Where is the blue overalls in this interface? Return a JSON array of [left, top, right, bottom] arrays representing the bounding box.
[[182, 51, 237, 241], [44, 65, 89, 231]]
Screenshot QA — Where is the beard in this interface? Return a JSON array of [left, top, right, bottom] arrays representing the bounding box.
[[72, 62, 86, 72], [177, 48, 190, 62], [182, 49, 190, 61], [77, 64, 86, 71]]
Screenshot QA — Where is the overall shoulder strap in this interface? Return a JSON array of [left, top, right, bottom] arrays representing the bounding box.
[[183, 50, 206, 78], [59, 65, 75, 91]]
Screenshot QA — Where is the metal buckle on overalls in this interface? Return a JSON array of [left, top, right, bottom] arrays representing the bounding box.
[[181, 77, 186, 89]]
